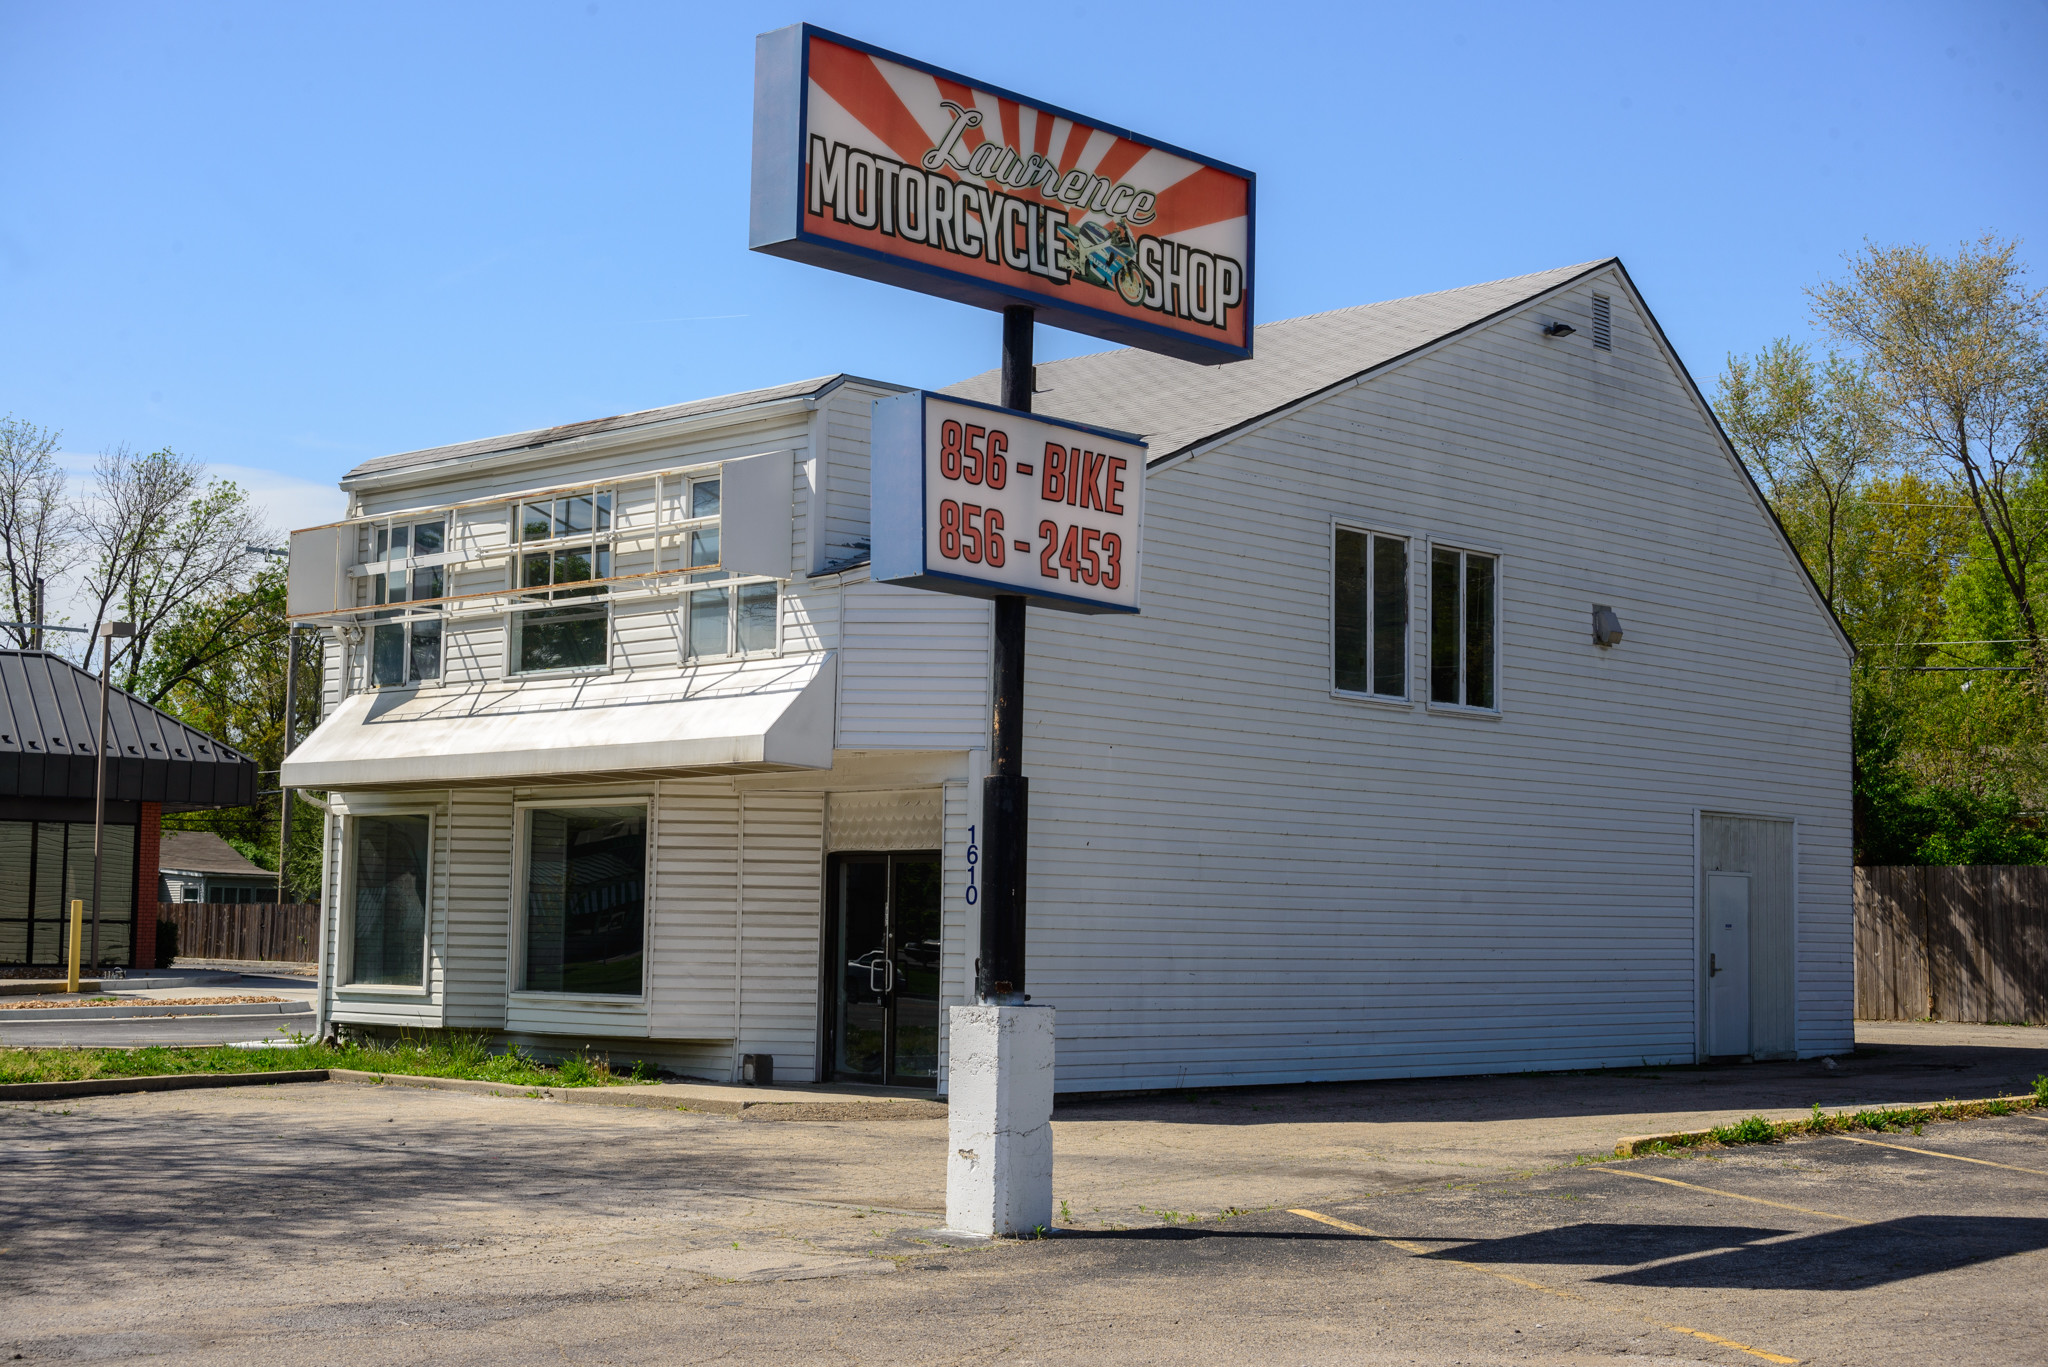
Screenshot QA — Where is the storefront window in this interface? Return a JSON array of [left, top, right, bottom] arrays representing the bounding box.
[[348, 815, 430, 986], [0, 820, 135, 967], [522, 805, 645, 996]]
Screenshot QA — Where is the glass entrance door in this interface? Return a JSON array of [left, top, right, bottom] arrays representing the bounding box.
[[827, 852, 941, 1088]]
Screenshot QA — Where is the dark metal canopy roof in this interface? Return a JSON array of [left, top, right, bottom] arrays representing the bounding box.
[[0, 651, 257, 811]]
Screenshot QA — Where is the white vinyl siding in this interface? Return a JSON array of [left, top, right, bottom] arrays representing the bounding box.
[[1010, 277, 1851, 1090]]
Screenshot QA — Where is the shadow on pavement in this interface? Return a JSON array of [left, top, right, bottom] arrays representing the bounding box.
[[1586, 1215, 2048, 1290], [1049, 1031, 2048, 1129], [1424, 1221, 1792, 1266]]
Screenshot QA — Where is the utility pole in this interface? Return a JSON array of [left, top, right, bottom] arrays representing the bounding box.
[[276, 627, 302, 903], [93, 621, 135, 968], [979, 304, 1033, 1004]]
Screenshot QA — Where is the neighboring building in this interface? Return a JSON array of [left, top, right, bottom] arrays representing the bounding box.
[[283, 259, 1854, 1091], [158, 830, 281, 905], [0, 650, 259, 969]]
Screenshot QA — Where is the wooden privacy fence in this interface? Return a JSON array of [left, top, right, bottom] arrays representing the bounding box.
[[161, 903, 320, 964], [1856, 866, 2048, 1024]]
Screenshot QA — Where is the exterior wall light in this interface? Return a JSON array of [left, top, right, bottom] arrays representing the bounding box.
[[1592, 605, 1624, 647], [1543, 321, 1576, 338]]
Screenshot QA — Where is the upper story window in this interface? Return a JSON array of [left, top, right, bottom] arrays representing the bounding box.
[[511, 488, 616, 676], [678, 476, 778, 660], [1430, 546, 1498, 711], [365, 516, 447, 687], [308, 452, 792, 687], [1333, 526, 1408, 700]]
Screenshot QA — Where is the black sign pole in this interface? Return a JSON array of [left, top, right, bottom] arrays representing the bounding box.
[[979, 304, 1034, 1005]]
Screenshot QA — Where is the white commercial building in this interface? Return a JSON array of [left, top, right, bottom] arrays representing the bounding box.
[[283, 260, 1853, 1092]]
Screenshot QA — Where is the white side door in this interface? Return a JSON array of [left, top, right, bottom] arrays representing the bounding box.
[[1707, 872, 1751, 1057]]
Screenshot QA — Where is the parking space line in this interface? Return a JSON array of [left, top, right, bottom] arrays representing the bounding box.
[[1288, 1207, 1801, 1365], [1594, 1168, 1869, 1224], [1829, 1133, 2048, 1176]]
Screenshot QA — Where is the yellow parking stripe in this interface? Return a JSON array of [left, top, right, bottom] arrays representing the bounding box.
[[1830, 1133, 2048, 1176], [1288, 1208, 1801, 1365], [1595, 1168, 1869, 1224]]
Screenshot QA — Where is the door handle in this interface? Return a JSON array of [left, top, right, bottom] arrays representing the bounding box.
[[1709, 953, 1720, 977], [870, 958, 893, 994]]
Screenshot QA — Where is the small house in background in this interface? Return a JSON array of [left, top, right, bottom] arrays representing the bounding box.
[[0, 650, 259, 969], [158, 830, 281, 905]]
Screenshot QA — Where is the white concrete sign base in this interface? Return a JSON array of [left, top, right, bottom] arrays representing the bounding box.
[[944, 1004, 1054, 1238]]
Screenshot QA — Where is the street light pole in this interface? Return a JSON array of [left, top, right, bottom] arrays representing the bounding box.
[[93, 621, 136, 969], [276, 626, 302, 903]]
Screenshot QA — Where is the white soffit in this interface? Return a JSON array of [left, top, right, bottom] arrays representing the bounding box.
[[282, 653, 836, 789]]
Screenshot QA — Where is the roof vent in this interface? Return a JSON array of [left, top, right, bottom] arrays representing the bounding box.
[[1591, 293, 1612, 351]]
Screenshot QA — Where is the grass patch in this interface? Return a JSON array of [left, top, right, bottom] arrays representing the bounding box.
[[1710, 1115, 1780, 1146], [0, 1030, 654, 1089]]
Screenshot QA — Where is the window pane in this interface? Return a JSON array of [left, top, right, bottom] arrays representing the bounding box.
[[554, 549, 592, 584], [387, 569, 408, 602], [522, 502, 553, 542], [412, 565, 443, 601], [689, 526, 720, 569], [737, 583, 777, 652], [375, 527, 389, 560], [1332, 529, 1369, 694], [390, 525, 409, 557], [515, 605, 607, 673], [372, 573, 388, 606], [523, 806, 645, 995], [522, 553, 553, 589], [1430, 547, 1461, 705], [414, 520, 445, 554], [1372, 535, 1408, 698], [1465, 554, 1496, 710], [409, 620, 442, 681], [560, 495, 593, 535], [691, 479, 720, 518], [688, 588, 730, 657], [350, 815, 429, 987], [371, 623, 407, 686], [595, 492, 612, 532]]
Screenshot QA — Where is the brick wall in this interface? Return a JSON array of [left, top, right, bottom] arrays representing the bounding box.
[[136, 803, 161, 970]]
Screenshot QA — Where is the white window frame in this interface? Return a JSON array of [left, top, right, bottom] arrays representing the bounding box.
[[674, 471, 783, 663], [1329, 518, 1415, 708], [1425, 539, 1505, 717], [336, 809, 436, 995], [355, 514, 451, 691], [505, 486, 620, 680], [507, 795, 653, 1005]]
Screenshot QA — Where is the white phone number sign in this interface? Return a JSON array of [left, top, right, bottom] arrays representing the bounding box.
[[871, 392, 1145, 614]]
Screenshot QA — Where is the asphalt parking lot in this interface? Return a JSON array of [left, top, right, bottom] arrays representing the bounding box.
[[3, 1026, 2044, 1366]]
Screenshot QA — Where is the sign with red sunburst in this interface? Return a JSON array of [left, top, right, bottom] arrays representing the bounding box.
[[749, 25, 1254, 365]]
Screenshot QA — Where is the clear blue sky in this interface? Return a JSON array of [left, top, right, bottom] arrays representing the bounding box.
[[3, 1, 2043, 533]]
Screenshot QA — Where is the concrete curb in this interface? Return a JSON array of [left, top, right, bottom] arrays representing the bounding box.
[[0, 973, 242, 998], [325, 1068, 950, 1120], [0, 1070, 331, 1102], [1613, 1093, 2041, 1156], [0, 1001, 312, 1022]]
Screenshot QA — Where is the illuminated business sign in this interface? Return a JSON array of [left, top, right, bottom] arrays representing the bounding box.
[[750, 24, 1254, 365], [871, 392, 1145, 614]]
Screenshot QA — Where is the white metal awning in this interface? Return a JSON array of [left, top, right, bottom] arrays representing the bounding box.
[[281, 652, 835, 790]]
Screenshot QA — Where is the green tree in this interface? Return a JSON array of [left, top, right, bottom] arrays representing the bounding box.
[[139, 566, 325, 900], [1718, 338, 1890, 633], [1810, 235, 2048, 671]]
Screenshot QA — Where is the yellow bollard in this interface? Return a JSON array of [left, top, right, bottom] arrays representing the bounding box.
[[67, 898, 84, 993]]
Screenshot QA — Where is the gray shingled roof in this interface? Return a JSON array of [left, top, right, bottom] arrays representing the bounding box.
[[945, 261, 1611, 462], [0, 651, 257, 810], [341, 375, 893, 484], [159, 829, 274, 877]]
